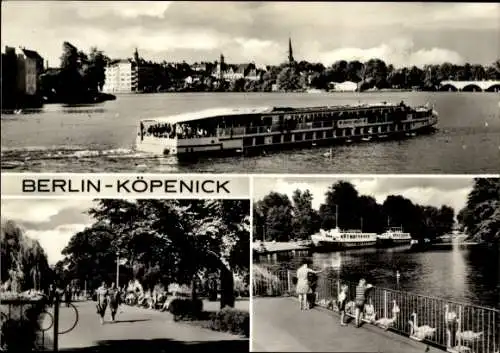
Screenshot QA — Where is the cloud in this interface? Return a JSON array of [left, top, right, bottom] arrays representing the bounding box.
[[66, 1, 172, 20], [317, 39, 465, 67], [1, 2, 498, 67], [1, 199, 95, 264], [25, 224, 88, 265], [254, 177, 474, 213]]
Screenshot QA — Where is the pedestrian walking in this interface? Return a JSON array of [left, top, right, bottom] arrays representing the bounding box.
[[108, 282, 121, 322], [96, 282, 109, 325], [64, 285, 72, 307]]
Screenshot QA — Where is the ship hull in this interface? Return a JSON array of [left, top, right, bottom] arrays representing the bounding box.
[[312, 240, 377, 250], [376, 238, 412, 248]]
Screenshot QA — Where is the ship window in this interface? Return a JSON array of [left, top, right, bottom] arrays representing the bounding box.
[[295, 133, 303, 141]]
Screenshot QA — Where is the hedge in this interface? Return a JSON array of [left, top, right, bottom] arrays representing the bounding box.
[[206, 308, 249, 337], [167, 298, 203, 321]]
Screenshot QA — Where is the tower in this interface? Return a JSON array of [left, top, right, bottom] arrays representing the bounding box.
[[133, 48, 140, 64], [219, 53, 225, 82], [288, 37, 294, 64]]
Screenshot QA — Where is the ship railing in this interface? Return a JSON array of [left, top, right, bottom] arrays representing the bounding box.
[[216, 114, 434, 138], [253, 264, 500, 353]]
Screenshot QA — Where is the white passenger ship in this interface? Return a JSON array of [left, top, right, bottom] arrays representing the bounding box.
[[310, 228, 378, 249], [376, 227, 412, 247], [135, 101, 438, 157]]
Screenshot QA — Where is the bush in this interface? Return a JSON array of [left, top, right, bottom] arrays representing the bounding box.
[[207, 308, 249, 337], [0, 300, 46, 351], [168, 298, 203, 321]]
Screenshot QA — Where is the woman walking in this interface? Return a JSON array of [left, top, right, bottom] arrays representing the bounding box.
[[108, 282, 121, 322], [296, 259, 322, 310], [96, 282, 109, 325]]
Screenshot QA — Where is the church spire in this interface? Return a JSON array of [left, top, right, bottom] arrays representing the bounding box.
[[288, 37, 294, 64]]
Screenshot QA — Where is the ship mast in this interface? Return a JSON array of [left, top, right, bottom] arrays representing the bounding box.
[[335, 204, 339, 229]]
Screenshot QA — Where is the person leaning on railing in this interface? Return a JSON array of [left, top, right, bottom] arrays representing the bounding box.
[[354, 278, 373, 328]]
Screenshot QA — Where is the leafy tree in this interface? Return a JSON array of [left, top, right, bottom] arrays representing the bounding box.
[[58, 199, 249, 309], [291, 189, 320, 239], [1, 220, 51, 292], [458, 178, 500, 244]]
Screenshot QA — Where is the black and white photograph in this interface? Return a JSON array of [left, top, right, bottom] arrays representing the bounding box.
[[1, 2, 499, 173], [0, 198, 250, 352], [252, 176, 499, 352]]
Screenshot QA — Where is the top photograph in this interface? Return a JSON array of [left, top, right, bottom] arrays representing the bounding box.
[[1, 1, 499, 174]]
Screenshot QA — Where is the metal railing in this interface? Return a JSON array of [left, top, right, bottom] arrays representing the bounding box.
[[253, 266, 500, 353], [0, 296, 54, 351]]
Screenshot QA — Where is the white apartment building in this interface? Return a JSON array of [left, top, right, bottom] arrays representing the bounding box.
[[14, 48, 43, 96], [102, 60, 137, 93]]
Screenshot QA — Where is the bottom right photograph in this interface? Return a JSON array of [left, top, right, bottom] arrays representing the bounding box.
[[251, 176, 499, 353]]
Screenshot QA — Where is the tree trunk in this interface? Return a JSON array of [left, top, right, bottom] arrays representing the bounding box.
[[191, 276, 197, 301], [219, 266, 235, 309]]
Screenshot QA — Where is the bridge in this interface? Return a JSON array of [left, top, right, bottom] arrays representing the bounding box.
[[439, 80, 500, 92], [253, 266, 500, 353]]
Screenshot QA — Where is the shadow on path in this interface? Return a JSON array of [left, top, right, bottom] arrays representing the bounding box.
[[112, 319, 151, 324], [60, 338, 249, 352]]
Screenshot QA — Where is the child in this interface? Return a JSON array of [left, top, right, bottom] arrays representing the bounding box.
[[338, 285, 348, 326]]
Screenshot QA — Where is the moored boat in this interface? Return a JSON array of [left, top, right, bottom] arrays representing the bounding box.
[[135, 101, 438, 157], [376, 227, 412, 247], [311, 228, 377, 250]]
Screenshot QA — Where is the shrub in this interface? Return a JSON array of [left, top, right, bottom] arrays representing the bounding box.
[[167, 298, 203, 321], [0, 300, 47, 351], [207, 308, 249, 337]]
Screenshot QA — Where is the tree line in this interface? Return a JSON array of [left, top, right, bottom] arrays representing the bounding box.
[[458, 178, 500, 244], [55, 199, 250, 308], [253, 181, 455, 242], [37, 41, 500, 95], [40, 42, 111, 103]]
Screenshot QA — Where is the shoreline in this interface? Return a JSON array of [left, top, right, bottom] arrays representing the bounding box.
[[253, 241, 310, 254]]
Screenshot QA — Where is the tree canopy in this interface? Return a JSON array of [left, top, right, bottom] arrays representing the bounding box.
[[254, 181, 455, 241], [57, 199, 249, 308], [458, 178, 500, 244]]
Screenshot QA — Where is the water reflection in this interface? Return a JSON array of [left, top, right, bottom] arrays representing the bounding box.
[[256, 245, 499, 308]]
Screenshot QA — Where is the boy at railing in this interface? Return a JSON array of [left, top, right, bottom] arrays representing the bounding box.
[[338, 285, 348, 326]]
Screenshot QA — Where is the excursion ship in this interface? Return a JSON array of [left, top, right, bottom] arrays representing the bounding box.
[[376, 226, 412, 247], [310, 228, 378, 250], [135, 101, 438, 157]]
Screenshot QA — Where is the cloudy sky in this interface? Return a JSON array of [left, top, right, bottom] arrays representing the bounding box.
[[253, 176, 474, 213], [2, 2, 499, 68], [1, 199, 95, 265]]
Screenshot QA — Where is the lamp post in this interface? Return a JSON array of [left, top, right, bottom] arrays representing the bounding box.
[[116, 251, 120, 288]]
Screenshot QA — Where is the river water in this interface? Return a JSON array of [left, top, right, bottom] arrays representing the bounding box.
[[1, 92, 499, 173], [255, 245, 500, 309]]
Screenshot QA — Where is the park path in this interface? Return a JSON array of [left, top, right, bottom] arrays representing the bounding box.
[[252, 297, 443, 353], [51, 301, 248, 352]]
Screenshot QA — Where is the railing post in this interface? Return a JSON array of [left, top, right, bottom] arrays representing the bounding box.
[[384, 290, 387, 319], [53, 294, 59, 352], [287, 270, 291, 294]]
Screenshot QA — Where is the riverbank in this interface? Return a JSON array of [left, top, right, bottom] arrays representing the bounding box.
[[252, 241, 310, 254]]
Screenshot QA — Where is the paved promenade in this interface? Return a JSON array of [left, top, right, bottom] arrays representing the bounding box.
[[252, 297, 443, 353], [48, 301, 248, 352]]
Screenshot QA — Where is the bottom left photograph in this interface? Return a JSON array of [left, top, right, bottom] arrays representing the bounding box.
[[0, 198, 250, 352]]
